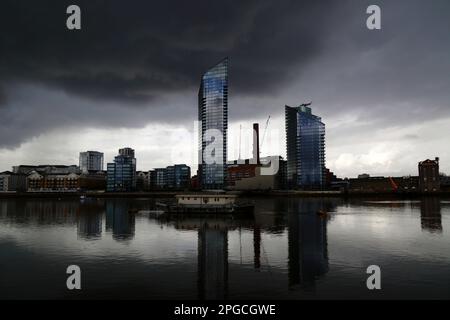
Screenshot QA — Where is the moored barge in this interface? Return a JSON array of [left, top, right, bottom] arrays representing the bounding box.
[[156, 194, 254, 215]]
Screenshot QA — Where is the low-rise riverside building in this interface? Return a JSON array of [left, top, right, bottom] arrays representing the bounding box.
[[0, 171, 27, 192], [27, 171, 81, 192]]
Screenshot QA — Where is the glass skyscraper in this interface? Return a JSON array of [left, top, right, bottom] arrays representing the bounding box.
[[79, 151, 104, 173], [285, 105, 325, 189], [198, 58, 228, 189], [106, 148, 137, 192]]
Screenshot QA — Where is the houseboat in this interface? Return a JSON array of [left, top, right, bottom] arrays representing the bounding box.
[[156, 194, 254, 215]]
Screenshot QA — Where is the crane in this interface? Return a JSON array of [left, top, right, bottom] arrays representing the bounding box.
[[388, 176, 398, 192], [260, 115, 271, 155], [299, 101, 312, 107]]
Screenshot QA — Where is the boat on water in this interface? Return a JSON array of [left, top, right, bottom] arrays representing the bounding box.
[[156, 194, 254, 216]]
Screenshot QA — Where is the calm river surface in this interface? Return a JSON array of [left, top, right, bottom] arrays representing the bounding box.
[[0, 197, 449, 300]]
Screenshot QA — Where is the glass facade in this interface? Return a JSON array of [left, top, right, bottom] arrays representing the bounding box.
[[150, 165, 191, 189], [198, 58, 228, 189], [170, 164, 191, 189], [106, 148, 136, 192], [79, 151, 104, 173], [285, 105, 325, 189]]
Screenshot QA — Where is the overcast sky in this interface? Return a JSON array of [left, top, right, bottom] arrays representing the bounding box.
[[1, 0, 449, 178]]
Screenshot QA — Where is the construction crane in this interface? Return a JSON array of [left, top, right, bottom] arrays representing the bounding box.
[[260, 115, 271, 155], [299, 101, 312, 108], [388, 176, 399, 192]]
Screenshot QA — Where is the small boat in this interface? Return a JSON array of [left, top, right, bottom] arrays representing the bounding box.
[[157, 194, 254, 216]]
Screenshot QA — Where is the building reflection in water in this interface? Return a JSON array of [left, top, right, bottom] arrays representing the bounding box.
[[105, 200, 135, 241], [253, 224, 261, 270], [198, 222, 228, 300], [167, 216, 258, 300], [288, 199, 335, 290], [420, 198, 442, 233], [0, 200, 78, 225], [77, 201, 103, 240]]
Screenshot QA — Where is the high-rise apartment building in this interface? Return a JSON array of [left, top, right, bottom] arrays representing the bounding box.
[[285, 104, 325, 189], [198, 58, 228, 189]]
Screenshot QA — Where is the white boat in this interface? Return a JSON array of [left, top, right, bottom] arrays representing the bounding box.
[[157, 194, 254, 215]]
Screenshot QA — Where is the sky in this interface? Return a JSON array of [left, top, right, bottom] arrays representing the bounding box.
[[1, 0, 449, 178]]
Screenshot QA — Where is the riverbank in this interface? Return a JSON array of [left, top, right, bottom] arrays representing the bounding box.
[[1, 190, 450, 199]]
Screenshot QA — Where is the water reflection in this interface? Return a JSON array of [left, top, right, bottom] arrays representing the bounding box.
[[77, 201, 103, 240], [105, 200, 135, 241], [160, 197, 335, 298], [0, 199, 78, 225], [197, 222, 228, 299], [0, 197, 449, 299], [359, 198, 444, 234], [287, 199, 335, 290], [420, 197, 442, 233], [253, 224, 261, 269], [165, 216, 253, 300]]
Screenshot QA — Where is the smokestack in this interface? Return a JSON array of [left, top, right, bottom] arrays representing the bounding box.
[[253, 123, 260, 165]]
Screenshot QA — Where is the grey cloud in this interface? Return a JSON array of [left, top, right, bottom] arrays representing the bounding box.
[[0, 0, 334, 102], [0, 0, 338, 147], [0, 0, 450, 158], [403, 134, 419, 140]]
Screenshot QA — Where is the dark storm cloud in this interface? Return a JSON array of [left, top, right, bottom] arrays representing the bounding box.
[[0, 0, 334, 103], [263, 0, 450, 132], [0, 86, 6, 106], [0, 0, 450, 150], [0, 0, 340, 147]]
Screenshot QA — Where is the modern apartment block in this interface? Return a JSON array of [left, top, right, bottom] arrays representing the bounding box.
[[198, 58, 228, 189], [285, 104, 325, 189], [0, 171, 27, 192], [149, 165, 191, 189], [79, 151, 104, 173], [106, 148, 137, 192]]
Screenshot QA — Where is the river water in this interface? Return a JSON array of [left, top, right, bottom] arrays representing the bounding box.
[[0, 197, 449, 299]]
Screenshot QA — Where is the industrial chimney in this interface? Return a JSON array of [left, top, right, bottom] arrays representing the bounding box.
[[253, 123, 260, 165]]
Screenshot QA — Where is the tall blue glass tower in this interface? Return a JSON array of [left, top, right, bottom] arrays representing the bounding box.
[[285, 105, 325, 189], [198, 58, 228, 189]]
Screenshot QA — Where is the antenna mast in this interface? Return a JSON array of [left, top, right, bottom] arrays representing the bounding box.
[[238, 124, 242, 160]]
